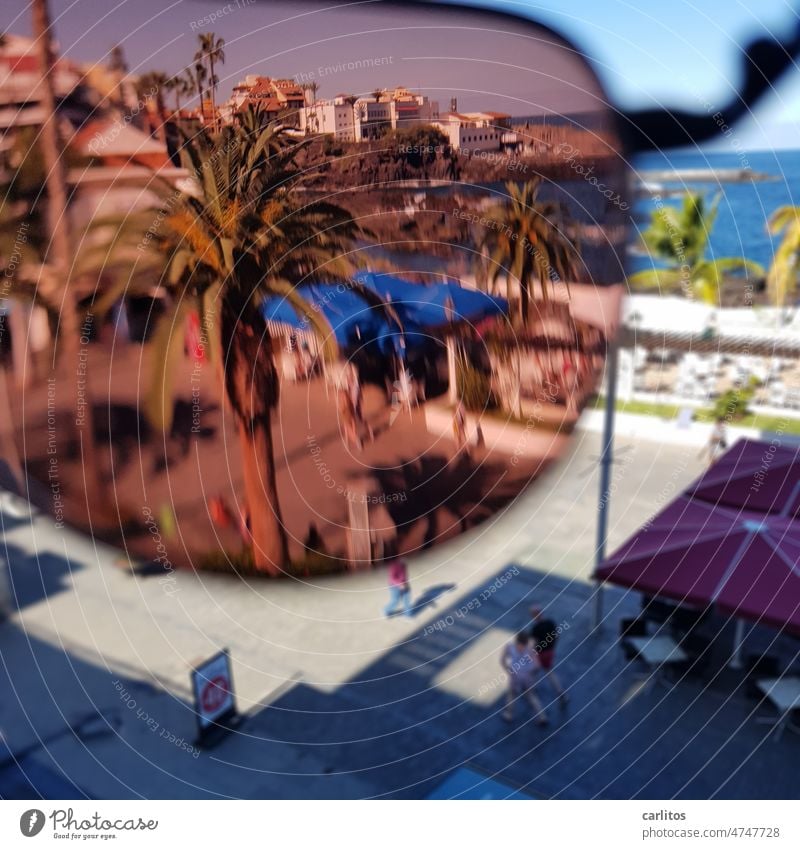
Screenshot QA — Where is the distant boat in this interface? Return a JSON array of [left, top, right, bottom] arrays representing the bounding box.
[[638, 167, 773, 184]]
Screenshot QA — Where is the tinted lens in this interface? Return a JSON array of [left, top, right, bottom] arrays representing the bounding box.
[[2, 1, 626, 576]]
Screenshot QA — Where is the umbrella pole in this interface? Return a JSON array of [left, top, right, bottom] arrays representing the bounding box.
[[447, 334, 458, 406], [730, 618, 746, 669], [593, 342, 619, 630]]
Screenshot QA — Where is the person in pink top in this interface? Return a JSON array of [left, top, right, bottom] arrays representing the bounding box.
[[384, 557, 413, 617]]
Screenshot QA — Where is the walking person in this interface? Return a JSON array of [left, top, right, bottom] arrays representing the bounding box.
[[384, 556, 413, 617], [339, 385, 361, 450], [452, 399, 469, 456], [701, 416, 728, 465], [501, 632, 548, 725], [350, 374, 373, 443], [529, 606, 568, 708]]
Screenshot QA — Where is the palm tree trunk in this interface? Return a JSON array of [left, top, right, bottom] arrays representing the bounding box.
[[506, 274, 517, 323], [33, 0, 102, 506], [221, 290, 289, 574], [520, 276, 530, 327], [236, 417, 288, 575], [208, 56, 216, 130]]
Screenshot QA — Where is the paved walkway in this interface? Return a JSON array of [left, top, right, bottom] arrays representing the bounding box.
[[2, 430, 795, 798]]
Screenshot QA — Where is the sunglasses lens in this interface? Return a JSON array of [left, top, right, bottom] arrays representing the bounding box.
[[7, 2, 626, 574]]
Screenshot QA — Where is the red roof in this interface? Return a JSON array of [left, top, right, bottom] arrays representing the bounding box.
[[242, 95, 282, 112]]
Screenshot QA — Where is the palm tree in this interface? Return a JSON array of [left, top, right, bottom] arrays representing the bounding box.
[[31, 0, 102, 501], [630, 192, 763, 304], [137, 70, 168, 141], [192, 60, 207, 108], [195, 33, 225, 128], [165, 69, 195, 117], [98, 110, 388, 573], [478, 179, 578, 324], [163, 73, 185, 115], [766, 205, 800, 309], [343, 94, 359, 141]]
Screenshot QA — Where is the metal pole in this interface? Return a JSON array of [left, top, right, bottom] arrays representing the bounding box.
[[593, 342, 619, 629], [446, 335, 458, 405], [729, 618, 746, 670]]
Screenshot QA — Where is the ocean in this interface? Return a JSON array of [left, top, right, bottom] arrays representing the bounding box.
[[629, 148, 800, 274]]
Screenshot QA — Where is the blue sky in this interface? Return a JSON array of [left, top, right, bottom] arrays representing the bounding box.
[[2, 0, 799, 146]]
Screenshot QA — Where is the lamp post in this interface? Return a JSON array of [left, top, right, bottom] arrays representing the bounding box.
[[593, 341, 619, 629]]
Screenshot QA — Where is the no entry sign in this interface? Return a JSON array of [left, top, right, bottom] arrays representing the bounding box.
[[192, 649, 237, 740]]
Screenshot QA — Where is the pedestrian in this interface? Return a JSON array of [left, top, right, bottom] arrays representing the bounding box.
[[529, 606, 568, 708], [339, 385, 361, 450], [701, 416, 728, 465], [501, 632, 548, 724], [384, 556, 413, 617], [453, 399, 468, 455]]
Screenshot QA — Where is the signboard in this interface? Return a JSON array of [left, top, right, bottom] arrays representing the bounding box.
[[191, 649, 237, 740]]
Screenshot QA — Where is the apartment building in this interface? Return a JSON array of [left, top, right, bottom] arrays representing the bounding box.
[[431, 111, 511, 153], [298, 87, 439, 141], [220, 75, 306, 126]]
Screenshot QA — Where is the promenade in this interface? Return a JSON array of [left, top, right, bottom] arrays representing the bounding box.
[[1, 428, 797, 799]]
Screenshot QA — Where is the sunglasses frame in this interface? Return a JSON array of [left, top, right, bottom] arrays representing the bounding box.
[[299, 0, 800, 153]]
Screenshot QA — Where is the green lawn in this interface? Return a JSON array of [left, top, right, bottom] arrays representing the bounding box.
[[592, 396, 800, 436]]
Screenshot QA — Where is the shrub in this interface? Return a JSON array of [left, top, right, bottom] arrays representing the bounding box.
[[710, 377, 757, 421], [197, 547, 345, 578], [456, 361, 497, 412]]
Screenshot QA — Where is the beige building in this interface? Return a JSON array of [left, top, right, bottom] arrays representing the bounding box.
[[432, 111, 511, 153], [299, 87, 439, 141]]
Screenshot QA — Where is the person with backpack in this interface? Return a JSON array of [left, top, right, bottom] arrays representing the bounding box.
[[529, 606, 568, 708]]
